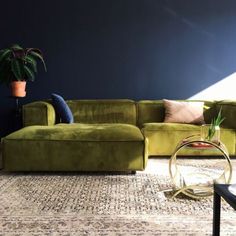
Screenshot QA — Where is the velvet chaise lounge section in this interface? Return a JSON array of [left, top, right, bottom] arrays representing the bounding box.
[[3, 124, 147, 171], [3, 100, 148, 172]]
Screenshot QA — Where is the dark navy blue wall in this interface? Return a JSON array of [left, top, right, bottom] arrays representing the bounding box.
[[1, 0, 236, 137]]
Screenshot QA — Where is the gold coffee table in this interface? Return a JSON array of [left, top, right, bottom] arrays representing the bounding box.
[[169, 135, 232, 199]]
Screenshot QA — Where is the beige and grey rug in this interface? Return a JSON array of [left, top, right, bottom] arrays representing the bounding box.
[[0, 158, 235, 235]]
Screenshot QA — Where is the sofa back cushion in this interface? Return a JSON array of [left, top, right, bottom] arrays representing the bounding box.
[[137, 100, 165, 127], [215, 100, 236, 129], [137, 100, 216, 127], [66, 99, 137, 125]]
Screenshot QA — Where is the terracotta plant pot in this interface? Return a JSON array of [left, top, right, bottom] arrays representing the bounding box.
[[11, 81, 26, 97]]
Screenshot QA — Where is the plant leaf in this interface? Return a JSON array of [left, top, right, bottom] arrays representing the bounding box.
[[215, 107, 225, 126], [25, 55, 37, 72], [11, 59, 24, 80], [29, 51, 47, 71], [26, 48, 42, 54], [11, 44, 23, 50], [206, 107, 225, 141], [0, 49, 11, 63], [24, 65, 35, 81]]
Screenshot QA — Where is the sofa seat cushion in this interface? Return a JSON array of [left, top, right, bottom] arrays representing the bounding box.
[[5, 123, 143, 142], [57, 123, 143, 141], [142, 123, 235, 156], [143, 122, 200, 131]]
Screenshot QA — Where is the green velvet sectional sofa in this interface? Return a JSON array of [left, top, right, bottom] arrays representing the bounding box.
[[2, 99, 236, 171]]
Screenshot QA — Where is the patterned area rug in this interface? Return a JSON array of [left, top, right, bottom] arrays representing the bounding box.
[[0, 158, 235, 235]]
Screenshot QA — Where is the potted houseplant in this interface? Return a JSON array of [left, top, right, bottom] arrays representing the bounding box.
[[0, 44, 46, 97]]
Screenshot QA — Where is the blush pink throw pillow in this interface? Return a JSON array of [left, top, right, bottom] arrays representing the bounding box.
[[163, 99, 205, 124]]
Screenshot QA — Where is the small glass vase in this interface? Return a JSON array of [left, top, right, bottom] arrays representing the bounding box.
[[201, 124, 220, 144]]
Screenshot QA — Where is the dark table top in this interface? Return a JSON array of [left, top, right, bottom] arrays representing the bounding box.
[[214, 184, 236, 210]]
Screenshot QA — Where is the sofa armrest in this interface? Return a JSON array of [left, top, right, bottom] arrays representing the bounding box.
[[216, 101, 236, 129], [23, 101, 56, 126]]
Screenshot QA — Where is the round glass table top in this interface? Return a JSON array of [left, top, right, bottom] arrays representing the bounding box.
[[228, 184, 236, 196]]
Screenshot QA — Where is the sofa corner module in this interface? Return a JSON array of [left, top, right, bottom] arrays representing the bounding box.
[[23, 101, 56, 127]]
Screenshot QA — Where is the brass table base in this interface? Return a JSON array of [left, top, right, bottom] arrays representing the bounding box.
[[169, 136, 232, 199]]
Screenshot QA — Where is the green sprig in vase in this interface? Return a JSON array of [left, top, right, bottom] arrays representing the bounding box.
[[205, 108, 225, 144]]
